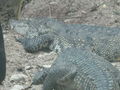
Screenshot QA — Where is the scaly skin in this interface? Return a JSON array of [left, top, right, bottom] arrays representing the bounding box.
[[10, 18, 120, 62], [32, 48, 120, 90], [16, 34, 54, 53]]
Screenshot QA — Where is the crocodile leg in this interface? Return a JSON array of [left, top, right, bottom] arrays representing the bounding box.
[[32, 67, 50, 85], [43, 63, 77, 90], [0, 24, 6, 83]]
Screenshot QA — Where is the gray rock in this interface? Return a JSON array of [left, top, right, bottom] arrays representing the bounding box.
[[25, 66, 33, 70], [10, 85, 24, 90], [10, 73, 28, 83]]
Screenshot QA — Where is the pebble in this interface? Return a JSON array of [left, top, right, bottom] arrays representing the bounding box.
[[10, 85, 24, 90], [10, 73, 28, 83], [25, 66, 33, 70], [38, 53, 50, 58], [43, 65, 51, 68], [38, 52, 56, 58], [64, 19, 73, 23], [102, 4, 107, 8], [49, 1, 57, 5]]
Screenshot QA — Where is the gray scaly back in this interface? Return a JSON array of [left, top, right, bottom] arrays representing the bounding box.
[[32, 48, 120, 90]]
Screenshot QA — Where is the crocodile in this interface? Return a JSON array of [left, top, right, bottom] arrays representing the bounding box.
[[10, 18, 120, 62], [0, 23, 6, 83], [32, 47, 120, 90]]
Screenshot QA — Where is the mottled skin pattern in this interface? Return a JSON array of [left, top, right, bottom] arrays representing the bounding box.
[[10, 18, 120, 62], [16, 34, 54, 53], [32, 48, 120, 90], [0, 24, 6, 83], [32, 67, 50, 85]]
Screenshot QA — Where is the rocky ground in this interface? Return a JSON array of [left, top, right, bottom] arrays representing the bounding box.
[[1, 0, 120, 90], [1, 31, 57, 90]]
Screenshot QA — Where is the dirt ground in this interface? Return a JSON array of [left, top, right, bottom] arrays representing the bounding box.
[[1, 31, 56, 90], [1, 0, 120, 90]]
